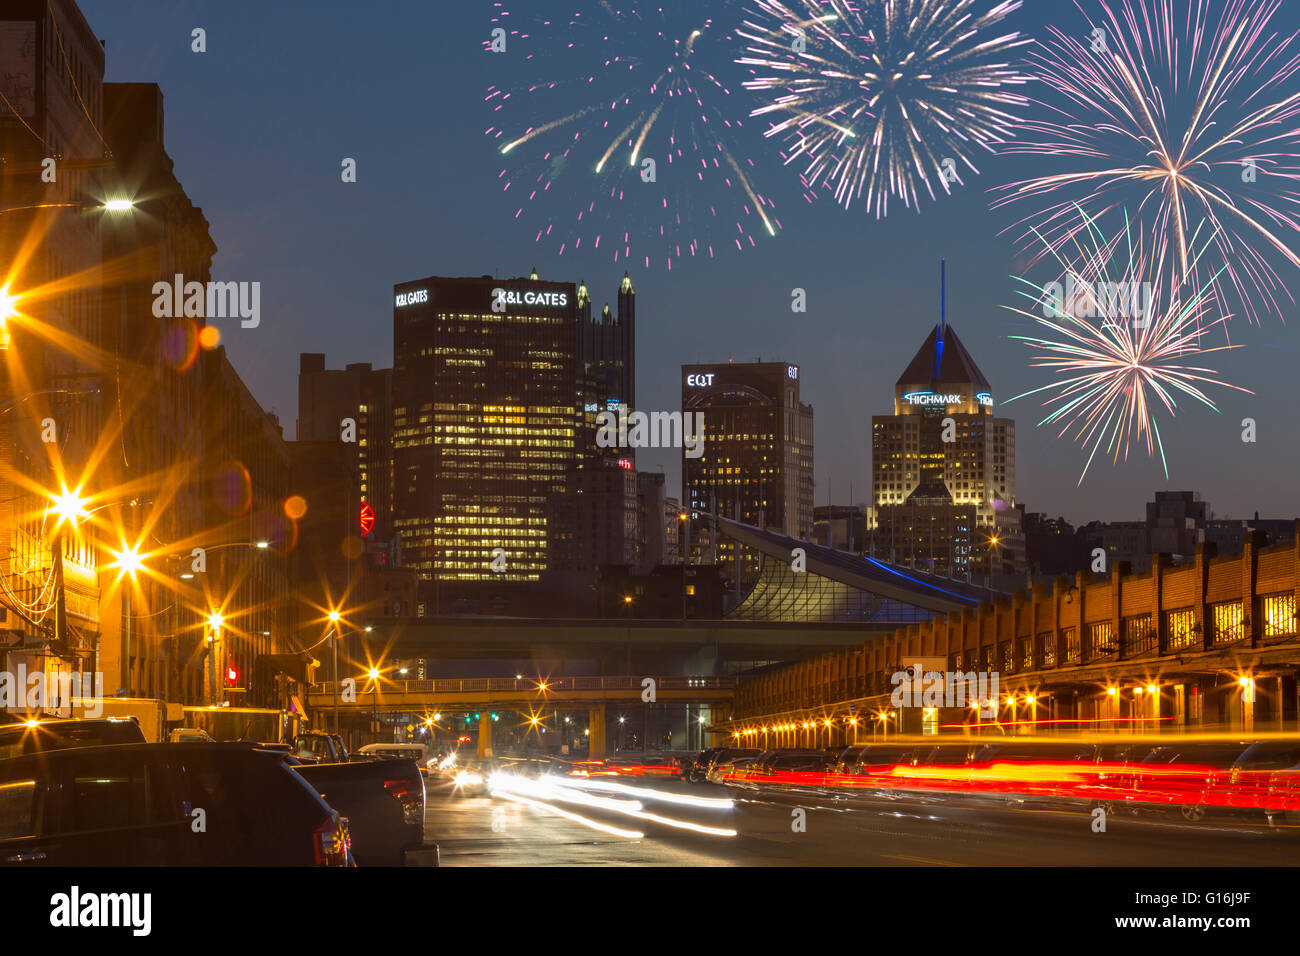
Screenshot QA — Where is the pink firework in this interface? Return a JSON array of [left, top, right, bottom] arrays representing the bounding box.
[[993, 0, 1300, 325]]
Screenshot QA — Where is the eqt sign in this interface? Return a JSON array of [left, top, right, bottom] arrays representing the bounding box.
[[685, 373, 716, 387]]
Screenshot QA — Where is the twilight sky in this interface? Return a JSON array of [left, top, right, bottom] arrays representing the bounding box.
[[81, 0, 1300, 526]]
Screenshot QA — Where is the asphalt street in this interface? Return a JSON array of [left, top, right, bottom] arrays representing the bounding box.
[[423, 776, 1300, 866]]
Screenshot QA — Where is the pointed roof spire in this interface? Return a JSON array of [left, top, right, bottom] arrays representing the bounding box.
[[529, 266, 539, 280], [577, 279, 589, 307], [620, 271, 633, 294]]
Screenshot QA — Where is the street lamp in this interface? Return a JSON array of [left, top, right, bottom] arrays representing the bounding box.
[[45, 484, 90, 657], [106, 540, 149, 696], [367, 666, 381, 741], [987, 534, 1000, 590], [327, 609, 343, 732], [678, 512, 690, 621], [0, 283, 18, 348], [205, 610, 225, 704]]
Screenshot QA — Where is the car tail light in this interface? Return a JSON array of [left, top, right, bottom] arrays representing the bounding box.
[[384, 777, 425, 825], [313, 812, 350, 866]]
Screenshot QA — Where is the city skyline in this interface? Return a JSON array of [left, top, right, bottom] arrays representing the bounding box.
[[78, 0, 1299, 528], [3, 0, 1300, 891]]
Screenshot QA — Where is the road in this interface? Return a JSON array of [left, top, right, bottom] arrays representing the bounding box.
[[424, 774, 1300, 866]]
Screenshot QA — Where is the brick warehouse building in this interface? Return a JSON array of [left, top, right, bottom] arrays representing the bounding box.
[[727, 528, 1300, 742]]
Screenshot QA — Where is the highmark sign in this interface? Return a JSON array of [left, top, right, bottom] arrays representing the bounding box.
[[903, 390, 994, 408]]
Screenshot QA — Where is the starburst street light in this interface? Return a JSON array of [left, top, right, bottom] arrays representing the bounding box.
[[0, 283, 18, 319], [0, 282, 18, 347], [107, 540, 151, 696], [106, 541, 148, 580], [47, 484, 90, 529]]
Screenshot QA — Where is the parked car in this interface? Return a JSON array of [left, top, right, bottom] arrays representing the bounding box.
[[0, 743, 350, 865], [703, 748, 761, 782], [1210, 741, 1300, 818], [293, 732, 350, 764], [1124, 741, 1252, 821], [708, 753, 762, 784], [295, 757, 439, 866], [167, 728, 214, 743], [832, 745, 868, 774], [756, 751, 835, 776], [0, 717, 146, 758], [1267, 762, 1300, 827], [358, 743, 430, 764], [842, 745, 921, 778], [685, 748, 726, 782]]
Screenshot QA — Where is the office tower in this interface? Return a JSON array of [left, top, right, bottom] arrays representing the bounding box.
[[297, 354, 394, 542], [871, 264, 1018, 579], [391, 272, 579, 590], [682, 361, 814, 589]]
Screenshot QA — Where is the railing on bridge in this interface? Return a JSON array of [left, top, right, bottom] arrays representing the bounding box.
[[314, 675, 736, 697]]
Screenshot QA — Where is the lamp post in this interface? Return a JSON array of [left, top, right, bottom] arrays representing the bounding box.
[[46, 485, 90, 660], [987, 535, 1000, 592], [678, 512, 689, 622], [206, 611, 224, 705], [367, 666, 381, 742], [105, 541, 148, 696], [328, 610, 342, 734]]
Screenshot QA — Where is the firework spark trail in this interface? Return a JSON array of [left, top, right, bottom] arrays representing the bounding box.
[[1005, 209, 1253, 483], [992, 0, 1300, 324], [484, 2, 779, 270], [737, 0, 1030, 217]]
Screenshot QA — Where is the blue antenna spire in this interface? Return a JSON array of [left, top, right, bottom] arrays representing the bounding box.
[[933, 258, 946, 381]]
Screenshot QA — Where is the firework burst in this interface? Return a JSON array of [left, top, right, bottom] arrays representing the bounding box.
[[736, 0, 1030, 216], [484, 1, 780, 270], [992, 0, 1300, 324], [1005, 209, 1252, 483]]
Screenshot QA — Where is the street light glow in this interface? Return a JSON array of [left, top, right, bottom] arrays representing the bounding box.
[[0, 283, 19, 320], [328, 610, 341, 623], [48, 485, 90, 529], [107, 542, 148, 579], [103, 198, 134, 212]]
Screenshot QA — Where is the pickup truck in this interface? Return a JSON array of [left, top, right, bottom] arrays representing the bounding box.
[[292, 732, 350, 764], [295, 758, 438, 866]]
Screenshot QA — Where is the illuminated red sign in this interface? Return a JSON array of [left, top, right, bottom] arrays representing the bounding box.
[[359, 501, 375, 536]]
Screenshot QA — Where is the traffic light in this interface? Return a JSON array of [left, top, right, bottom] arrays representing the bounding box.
[[225, 659, 239, 686]]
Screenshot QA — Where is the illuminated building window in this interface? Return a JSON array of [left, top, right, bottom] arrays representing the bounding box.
[[1063, 627, 1080, 665], [1123, 613, 1155, 655], [1088, 621, 1115, 658], [1262, 592, 1296, 638], [1210, 601, 1245, 646], [1165, 608, 1196, 651], [1036, 631, 1055, 668]]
